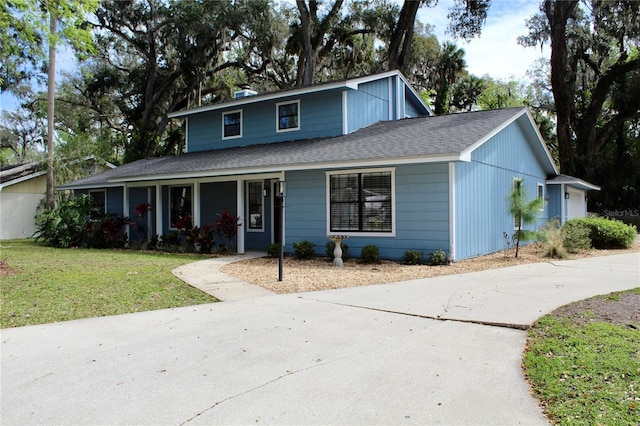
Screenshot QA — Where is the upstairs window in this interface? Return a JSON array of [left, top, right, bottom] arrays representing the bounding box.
[[170, 185, 192, 229], [328, 169, 394, 234], [222, 110, 242, 139], [276, 100, 300, 132]]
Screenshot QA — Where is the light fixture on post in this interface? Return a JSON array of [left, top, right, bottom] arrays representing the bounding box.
[[275, 180, 287, 282]]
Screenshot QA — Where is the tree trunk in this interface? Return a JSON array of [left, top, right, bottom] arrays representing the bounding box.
[[544, 0, 579, 175], [387, 0, 421, 74], [45, 11, 57, 209], [296, 1, 315, 87]]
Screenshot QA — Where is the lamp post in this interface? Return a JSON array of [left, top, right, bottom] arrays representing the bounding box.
[[275, 180, 287, 281]]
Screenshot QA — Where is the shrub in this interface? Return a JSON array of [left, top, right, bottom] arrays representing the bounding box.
[[360, 244, 380, 264], [538, 220, 568, 259], [565, 217, 637, 249], [33, 194, 128, 248], [215, 210, 241, 251], [325, 240, 350, 261], [402, 250, 423, 265], [561, 220, 592, 253], [293, 240, 316, 259], [267, 243, 281, 258], [428, 249, 448, 266]]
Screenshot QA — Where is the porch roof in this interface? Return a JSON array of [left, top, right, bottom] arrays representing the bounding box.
[[546, 174, 601, 191], [60, 107, 555, 189]]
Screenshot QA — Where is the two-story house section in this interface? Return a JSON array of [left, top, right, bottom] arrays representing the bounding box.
[[60, 70, 599, 260], [170, 70, 432, 153]]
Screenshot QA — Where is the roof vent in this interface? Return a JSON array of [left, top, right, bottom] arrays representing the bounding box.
[[234, 84, 258, 99]]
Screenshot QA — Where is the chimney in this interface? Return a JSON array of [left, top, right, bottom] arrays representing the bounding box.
[[234, 84, 258, 99]]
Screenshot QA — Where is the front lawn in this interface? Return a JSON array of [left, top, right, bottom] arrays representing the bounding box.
[[0, 240, 216, 328], [524, 289, 640, 425]]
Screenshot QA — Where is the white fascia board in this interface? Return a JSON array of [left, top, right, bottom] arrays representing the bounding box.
[[458, 108, 559, 175], [0, 170, 46, 190], [107, 154, 463, 184], [523, 108, 559, 175], [125, 172, 284, 188], [546, 179, 601, 191], [459, 108, 526, 162], [167, 70, 429, 119], [56, 182, 125, 191]]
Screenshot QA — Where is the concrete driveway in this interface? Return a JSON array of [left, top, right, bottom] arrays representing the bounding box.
[[2, 252, 638, 425]]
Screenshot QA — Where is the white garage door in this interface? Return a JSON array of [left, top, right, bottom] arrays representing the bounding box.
[[567, 188, 586, 220]]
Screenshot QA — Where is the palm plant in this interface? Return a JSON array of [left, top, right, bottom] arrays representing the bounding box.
[[507, 179, 544, 258]]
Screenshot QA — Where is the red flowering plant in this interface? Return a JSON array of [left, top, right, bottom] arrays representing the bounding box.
[[133, 202, 152, 241], [172, 214, 193, 234], [185, 223, 215, 253], [215, 210, 241, 251]]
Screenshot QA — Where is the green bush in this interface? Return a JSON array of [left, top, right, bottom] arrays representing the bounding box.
[[267, 243, 280, 258], [360, 244, 380, 264], [564, 217, 637, 249], [293, 240, 316, 259], [428, 249, 448, 266], [33, 194, 127, 248], [402, 250, 423, 265], [561, 220, 592, 253], [325, 240, 350, 261], [538, 220, 568, 259]]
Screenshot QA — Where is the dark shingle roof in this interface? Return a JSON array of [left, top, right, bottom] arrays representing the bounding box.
[[60, 108, 532, 189]]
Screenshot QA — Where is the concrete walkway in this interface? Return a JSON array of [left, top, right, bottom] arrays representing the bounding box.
[[1, 252, 638, 425], [172, 252, 274, 301]]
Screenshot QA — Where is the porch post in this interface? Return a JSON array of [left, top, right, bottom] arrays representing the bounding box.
[[193, 181, 201, 227], [155, 184, 162, 237], [123, 183, 130, 238], [236, 179, 245, 254], [146, 187, 152, 240]]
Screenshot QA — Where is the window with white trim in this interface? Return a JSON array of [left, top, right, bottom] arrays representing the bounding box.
[[276, 100, 300, 132], [247, 181, 263, 231], [169, 185, 192, 229], [537, 183, 544, 211], [89, 190, 106, 213], [222, 110, 242, 139], [329, 170, 393, 233]]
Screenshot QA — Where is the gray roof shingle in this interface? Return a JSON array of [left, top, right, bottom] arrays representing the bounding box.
[[60, 107, 528, 189]]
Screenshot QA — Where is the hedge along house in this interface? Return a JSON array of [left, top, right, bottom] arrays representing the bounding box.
[[59, 70, 598, 260]]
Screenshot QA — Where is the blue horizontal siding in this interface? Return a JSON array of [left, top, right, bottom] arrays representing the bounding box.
[[187, 91, 343, 152], [284, 164, 450, 260]]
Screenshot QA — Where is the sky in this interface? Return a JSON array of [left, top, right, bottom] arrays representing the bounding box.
[[0, 0, 549, 113], [418, 0, 548, 80]]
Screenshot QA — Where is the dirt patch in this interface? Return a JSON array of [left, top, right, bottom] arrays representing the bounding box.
[[0, 260, 17, 277], [548, 291, 640, 328], [222, 242, 640, 294]]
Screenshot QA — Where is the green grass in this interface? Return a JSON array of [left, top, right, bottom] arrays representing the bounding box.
[[524, 294, 640, 425], [1, 240, 216, 328]]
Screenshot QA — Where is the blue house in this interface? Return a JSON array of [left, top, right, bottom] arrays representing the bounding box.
[[60, 70, 598, 260]]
